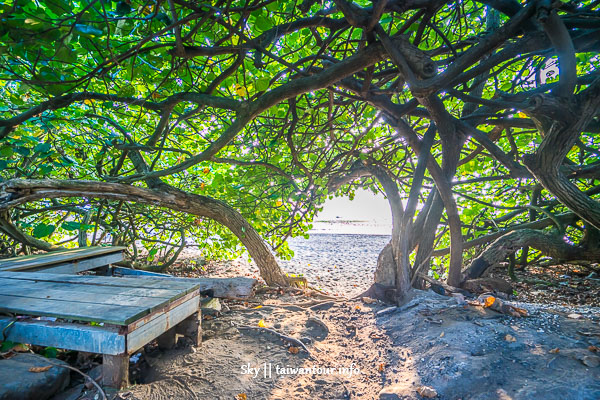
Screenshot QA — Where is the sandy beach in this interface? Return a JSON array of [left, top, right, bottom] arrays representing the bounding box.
[[279, 232, 390, 296], [175, 221, 392, 297]]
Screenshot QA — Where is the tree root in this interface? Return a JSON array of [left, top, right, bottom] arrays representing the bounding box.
[[237, 326, 314, 360]]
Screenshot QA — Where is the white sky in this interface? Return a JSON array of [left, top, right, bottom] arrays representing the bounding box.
[[316, 189, 393, 223]]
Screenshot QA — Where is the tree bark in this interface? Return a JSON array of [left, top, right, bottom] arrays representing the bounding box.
[[523, 80, 600, 229], [0, 179, 289, 286], [461, 228, 600, 282], [0, 211, 65, 252]]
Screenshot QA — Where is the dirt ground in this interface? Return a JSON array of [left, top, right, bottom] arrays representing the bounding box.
[[85, 287, 599, 400]]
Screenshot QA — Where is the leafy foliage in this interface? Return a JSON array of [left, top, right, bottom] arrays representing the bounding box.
[[0, 0, 599, 282]]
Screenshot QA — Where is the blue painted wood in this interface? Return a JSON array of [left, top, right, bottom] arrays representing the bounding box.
[[0, 317, 126, 355], [112, 266, 171, 277]]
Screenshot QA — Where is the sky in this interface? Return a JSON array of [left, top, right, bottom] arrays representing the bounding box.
[[315, 189, 392, 224]]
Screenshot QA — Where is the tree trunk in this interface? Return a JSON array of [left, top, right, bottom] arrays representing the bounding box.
[[0, 179, 289, 286], [461, 228, 600, 282]]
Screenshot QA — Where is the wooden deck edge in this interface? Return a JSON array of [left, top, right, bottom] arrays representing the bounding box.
[[0, 317, 126, 355], [126, 295, 200, 353]]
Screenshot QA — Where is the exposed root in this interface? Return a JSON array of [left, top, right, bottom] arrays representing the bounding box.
[[237, 325, 315, 360]]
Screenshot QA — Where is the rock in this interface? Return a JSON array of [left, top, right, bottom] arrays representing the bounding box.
[[0, 354, 70, 400], [201, 297, 222, 315], [451, 293, 466, 305], [379, 382, 415, 399], [582, 355, 600, 368], [417, 385, 438, 398], [567, 313, 582, 319], [374, 242, 396, 287], [84, 365, 102, 389], [50, 384, 84, 400]]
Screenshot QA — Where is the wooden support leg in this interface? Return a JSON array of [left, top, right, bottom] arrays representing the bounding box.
[[157, 326, 177, 350], [176, 311, 202, 346], [102, 354, 129, 389]]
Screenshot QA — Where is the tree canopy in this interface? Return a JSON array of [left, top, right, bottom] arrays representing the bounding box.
[[1, 0, 599, 297]]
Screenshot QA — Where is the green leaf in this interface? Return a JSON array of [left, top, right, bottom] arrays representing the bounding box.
[[34, 142, 51, 153], [255, 15, 272, 32], [61, 221, 81, 231], [42, 346, 58, 358], [0, 146, 13, 157], [33, 223, 56, 238], [255, 77, 270, 92]]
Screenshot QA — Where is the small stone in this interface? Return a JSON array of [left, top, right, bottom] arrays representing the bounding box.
[[582, 355, 600, 368], [378, 382, 412, 399], [417, 385, 438, 398], [505, 334, 517, 342], [567, 313, 582, 319], [361, 297, 377, 304]]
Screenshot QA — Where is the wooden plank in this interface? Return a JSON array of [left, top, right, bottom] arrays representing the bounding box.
[[103, 354, 129, 389], [120, 275, 258, 298], [0, 277, 183, 299], [126, 294, 199, 353], [0, 285, 179, 310], [0, 317, 125, 355], [0, 246, 125, 271], [156, 327, 177, 350], [0, 294, 150, 325], [0, 271, 200, 292], [27, 253, 123, 274], [176, 312, 202, 346]]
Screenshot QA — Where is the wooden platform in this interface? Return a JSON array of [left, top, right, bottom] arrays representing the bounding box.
[[0, 246, 125, 274], [0, 271, 201, 389]]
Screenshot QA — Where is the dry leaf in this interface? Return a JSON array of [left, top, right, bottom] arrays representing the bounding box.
[[237, 394, 247, 400], [288, 346, 299, 354], [505, 334, 517, 342], [416, 385, 438, 398], [258, 319, 266, 328], [29, 366, 52, 373], [252, 305, 263, 309], [589, 346, 599, 353], [549, 348, 560, 354], [483, 296, 496, 308], [12, 343, 30, 353], [355, 305, 361, 311], [439, 332, 445, 338], [377, 363, 386, 372]]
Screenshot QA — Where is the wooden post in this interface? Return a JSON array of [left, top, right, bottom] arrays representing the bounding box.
[[102, 354, 129, 389], [176, 311, 202, 346], [157, 326, 177, 350]]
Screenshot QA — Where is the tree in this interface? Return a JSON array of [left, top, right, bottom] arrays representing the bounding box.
[[1, 0, 599, 300]]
